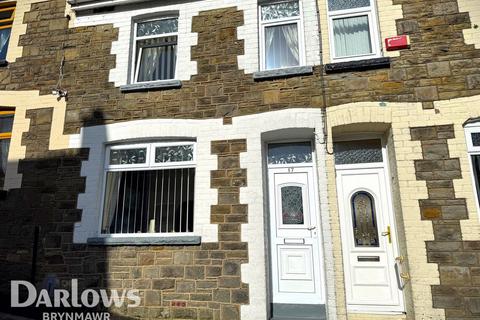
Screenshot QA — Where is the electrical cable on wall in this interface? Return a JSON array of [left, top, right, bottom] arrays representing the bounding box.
[[52, 54, 67, 99]]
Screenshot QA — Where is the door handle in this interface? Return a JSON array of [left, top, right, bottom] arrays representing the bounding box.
[[307, 226, 316, 231], [381, 226, 391, 243], [394, 255, 410, 290]]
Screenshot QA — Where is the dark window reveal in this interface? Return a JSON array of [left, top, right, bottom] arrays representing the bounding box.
[[102, 168, 195, 234]]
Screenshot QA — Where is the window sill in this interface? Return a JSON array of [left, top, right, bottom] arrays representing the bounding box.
[[324, 57, 391, 74], [87, 235, 201, 246], [120, 80, 182, 93], [253, 65, 313, 81], [0, 60, 8, 67]]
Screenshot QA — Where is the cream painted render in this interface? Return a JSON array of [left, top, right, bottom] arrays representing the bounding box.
[[72, 0, 321, 87], [458, 0, 480, 49]]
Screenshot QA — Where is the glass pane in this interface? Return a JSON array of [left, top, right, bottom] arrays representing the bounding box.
[[333, 139, 382, 165], [268, 142, 312, 164], [333, 15, 372, 58], [0, 114, 13, 133], [0, 138, 10, 176], [109, 148, 147, 165], [155, 144, 194, 163], [351, 191, 379, 247], [0, 28, 11, 60], [0, 9, 14, 20], [102, 168, 195, 234], [472, 155, 480, 208], [137, 18, 178, 37], [328, 0, 370, 11], [472, 133, 480, 146], [265, 23, 299, 70], [281, 186, 304, 225], [261, 1, 300, 20], [136, 37, 177, 82]]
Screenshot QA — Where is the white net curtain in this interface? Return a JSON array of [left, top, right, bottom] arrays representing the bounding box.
[[265, 23, 299, 70], [333, 15, 372, 58]]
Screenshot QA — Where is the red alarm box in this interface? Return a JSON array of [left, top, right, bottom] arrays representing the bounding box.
[[385, 35, 410, 51]]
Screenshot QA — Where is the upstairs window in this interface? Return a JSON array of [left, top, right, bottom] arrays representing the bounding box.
[[327, 0, 380, 61], [132, 16, 178, 83], [260, 1, 305, 70], [0, 2, 15, 61], [102, 142, 195, 235]]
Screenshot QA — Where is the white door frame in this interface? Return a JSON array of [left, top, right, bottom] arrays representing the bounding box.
[[265, 141, 326, 307], [335, 137, 405, 314]]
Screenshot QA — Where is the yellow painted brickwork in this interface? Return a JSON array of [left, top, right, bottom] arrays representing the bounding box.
[[317, 0, 402, 64], [376, 0, 403, 58], [317, 0, 332, 64], [326, 102, 441, 319], [458, 0, 480, 49], [0, 91, 71, 190], [326, 96, 480, 318]]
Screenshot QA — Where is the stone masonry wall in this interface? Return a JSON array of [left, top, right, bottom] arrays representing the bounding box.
[[0, 1, 480, 134], [0, 107, 250, 320], [1, 0, 480, 318], [412, 125, 480, 319]]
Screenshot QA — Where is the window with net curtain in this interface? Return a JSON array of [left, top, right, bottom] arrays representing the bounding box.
[[0, 3, 15, 61], [328, 0, 377, 59], [260, 1, 302, 70], [133, 17, 178, 83]]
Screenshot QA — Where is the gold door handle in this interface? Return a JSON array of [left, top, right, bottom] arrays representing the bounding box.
[[400, 272, 410, 280], [381, 226, 391, 243]]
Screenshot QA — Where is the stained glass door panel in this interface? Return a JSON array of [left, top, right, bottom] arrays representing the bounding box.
[[351, 191, 379, 247]]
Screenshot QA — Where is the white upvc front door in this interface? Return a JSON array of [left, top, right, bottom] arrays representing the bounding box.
[[336, 166, 404, 313], [268, 166, 323, 305]]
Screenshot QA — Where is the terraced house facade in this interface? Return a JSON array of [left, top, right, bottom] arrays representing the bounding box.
[[0, 0, 480, 319]]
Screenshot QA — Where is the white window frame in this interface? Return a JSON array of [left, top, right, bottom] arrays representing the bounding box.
[[99, 141, 196, 237], [130, 16, 178, 84], [465, 125, 480, 219], [259, 0, 306, 71], [326, 0, 381, 62]]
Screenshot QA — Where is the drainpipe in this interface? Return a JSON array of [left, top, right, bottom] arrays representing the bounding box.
[[314, 1, 334, 155]]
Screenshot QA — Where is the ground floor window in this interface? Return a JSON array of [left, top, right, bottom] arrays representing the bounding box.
[[102, 142, 195, 235], [0, 108, 14, 186], [465, 125, 480, 216]]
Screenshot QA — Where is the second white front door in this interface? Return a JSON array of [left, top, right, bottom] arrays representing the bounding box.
[[336, 166, 404, 313], [268, 166, 323, 305]]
